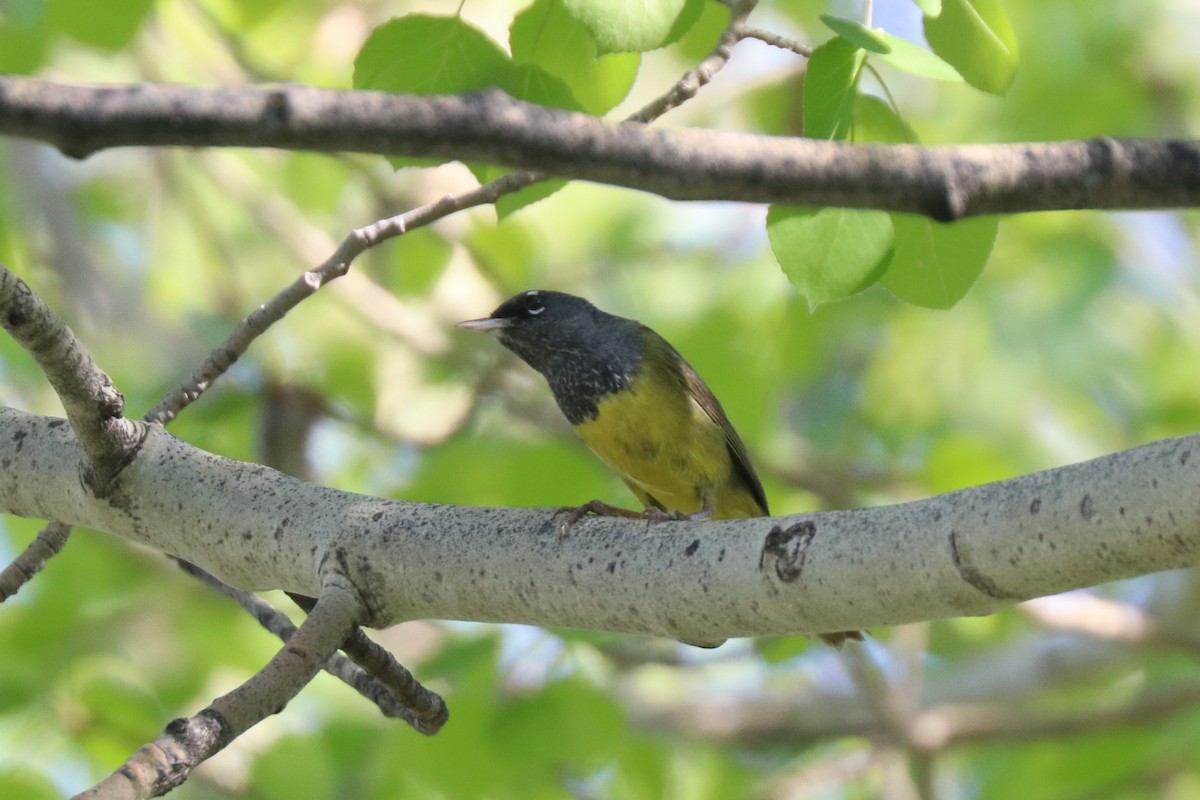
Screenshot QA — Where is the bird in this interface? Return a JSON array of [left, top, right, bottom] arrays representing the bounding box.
[[458, 289, 862, 648]]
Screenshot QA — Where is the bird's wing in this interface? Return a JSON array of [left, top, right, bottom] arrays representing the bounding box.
[[673, 347, 770, 517]]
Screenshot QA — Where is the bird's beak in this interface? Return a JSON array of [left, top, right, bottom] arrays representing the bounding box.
[[456, 316, 510, 334]]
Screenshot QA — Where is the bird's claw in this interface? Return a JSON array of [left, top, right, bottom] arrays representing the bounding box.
[[554, 501, 713, 540]]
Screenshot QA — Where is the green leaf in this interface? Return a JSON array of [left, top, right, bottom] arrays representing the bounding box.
[[249, 735, 336, 800], [881, 214, 999, 308], [872, 30, 964, 83], [563, 0, 705, 54], [493, 678, 625, 766], [754, 635, 813, 663], [353, 15, 512, 96], [380, 227, 453, 297], [767, 206, 895, 307], [510, 0, 640, 115], [818, 15, 891, 55], [0, 0, 49, 73], [355, 14, 577, 179], [672, 0, 729, 61], [503, 61, 582, 110], [49, 0, 154, 51], [804, 36, 865, 140], [925, 434, 1018, 492], [923, 0, 1019, 95], [912, 0, 942, 14], [464, 218, 538, 288], [0, 772, 60, 800], [853, 94, 917, 144], [468, 164, 567, 219]]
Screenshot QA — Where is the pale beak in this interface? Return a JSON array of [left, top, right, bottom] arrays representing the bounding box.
[[456, 317, 510, 334]]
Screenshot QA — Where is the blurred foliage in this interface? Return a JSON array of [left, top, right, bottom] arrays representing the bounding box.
[[3, 0, 1200, 798]]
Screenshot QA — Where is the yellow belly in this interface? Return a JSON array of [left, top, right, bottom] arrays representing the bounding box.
[[573, 369, 762, 519]]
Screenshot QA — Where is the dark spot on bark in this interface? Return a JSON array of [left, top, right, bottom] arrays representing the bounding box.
[[372, 511, 384, 521], [1080, 494, 1095, 521], [1030, 498, 1041, 514], [949, 530, 1016, 599], [718, 548, 726, 562], [48, 419, 66, 429], [607, 561, 616, 574], [263, 90, 290, 124], [760, 521, 817, 583], [685, 539, 700, 556], [242, 532, 253, 541], [12, 430, 26, 451]]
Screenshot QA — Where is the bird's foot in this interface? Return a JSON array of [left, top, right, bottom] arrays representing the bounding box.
[[819, 630, 866, 648], [640, 507, 713, 523], [554, 502, 712, 540], [554, 500, 644, 540]]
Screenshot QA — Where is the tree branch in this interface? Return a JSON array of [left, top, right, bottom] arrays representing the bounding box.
[[0, 268, 143, 490], [0, 520, 71, 600], [2, 404, 1197, 643], [3, 76, 1198, 221], [76, 573, 365, 799]]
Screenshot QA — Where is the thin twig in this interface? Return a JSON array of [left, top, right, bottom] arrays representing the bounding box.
[[77, 576, 366, 799], [629, 0, 759, 122], [739, 26, 812, 57], [287, 592, 447, 733], [0, 521, 71, 601]]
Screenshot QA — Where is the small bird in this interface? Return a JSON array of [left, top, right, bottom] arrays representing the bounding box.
[[458, 290, 861, 647], [458, 289, 767, 520]]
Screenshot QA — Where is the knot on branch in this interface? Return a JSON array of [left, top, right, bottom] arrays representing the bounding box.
[[760, 520, 818, 583]]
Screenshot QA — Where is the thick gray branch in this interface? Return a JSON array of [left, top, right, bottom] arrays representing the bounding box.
[[1, 407, 1197, 644], [2, 76, 1198, 221]]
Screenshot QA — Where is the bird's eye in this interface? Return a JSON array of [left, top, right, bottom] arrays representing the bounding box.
[[524, 292, 545, 316]]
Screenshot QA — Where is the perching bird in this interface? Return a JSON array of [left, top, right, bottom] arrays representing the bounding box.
[[458, 290, 861, 647], [458, 289, 766, 520]]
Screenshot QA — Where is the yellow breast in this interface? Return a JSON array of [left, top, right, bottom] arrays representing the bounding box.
[[573, 363, 761, 519]]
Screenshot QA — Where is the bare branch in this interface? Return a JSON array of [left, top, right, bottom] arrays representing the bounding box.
[[0, 521, 70, 600], [3, 405, 1199, 643], [0, 266, 144, 490], [76, 574, 364, 799], [739, 26, 812, 57], [172, 560, 443, 731], [285, 591, 448, 733], [629, 0, 757, 122], [4, 77, 1199, 220]]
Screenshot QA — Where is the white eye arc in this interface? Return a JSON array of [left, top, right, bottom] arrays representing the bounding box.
[[525, 290, 545, 315]]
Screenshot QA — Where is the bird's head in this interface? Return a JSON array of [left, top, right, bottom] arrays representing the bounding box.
[[457, 289, 611, 373]]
